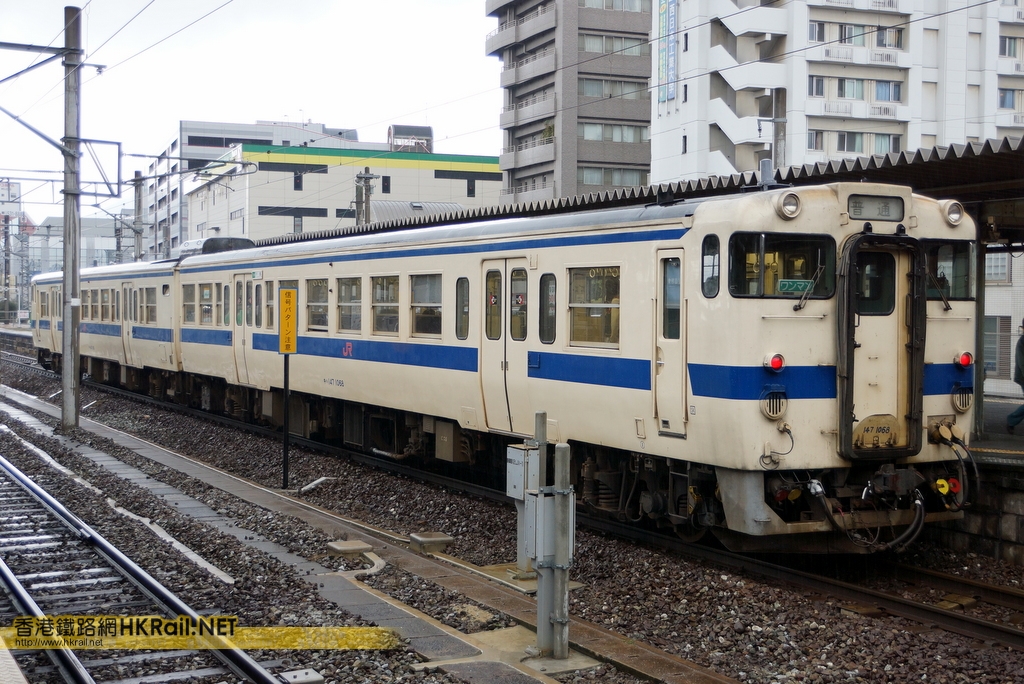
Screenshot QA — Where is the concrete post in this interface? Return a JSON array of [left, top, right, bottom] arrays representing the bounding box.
[[133, 171, 143, 262], [553, 442, 571, 659], [61, 5, 82, 430]]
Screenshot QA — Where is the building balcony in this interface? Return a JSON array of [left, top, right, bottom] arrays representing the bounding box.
[[807, 44, 912, 69], [995, 110, 1024, 127], [709, 46, 786, 91], [996, 57, 1024, 76], [500, 93, 556, 129], [713, 0, 788, 38], [500, 137, 556, 170], [485, 0, 515, 16], [486, 4, 556, 57], [500, 49, 556, 88], [807, 0, 908, 11], [500, 181, 557, 205], [999, 3, 1024, 24]]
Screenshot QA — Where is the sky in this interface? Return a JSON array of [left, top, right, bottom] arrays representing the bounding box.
[[0, 0, 503, 225]]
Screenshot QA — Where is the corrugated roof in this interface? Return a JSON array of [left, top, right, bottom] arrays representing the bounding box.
[[257, 136, 1024, 248], [369, 200, 466, 224]]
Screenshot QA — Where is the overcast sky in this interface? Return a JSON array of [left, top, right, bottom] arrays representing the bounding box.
[[0, 0, 502, 224]]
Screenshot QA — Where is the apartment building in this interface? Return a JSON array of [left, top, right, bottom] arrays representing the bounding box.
[[486, 0, 653, 203], [651, 0, 1024, 182]]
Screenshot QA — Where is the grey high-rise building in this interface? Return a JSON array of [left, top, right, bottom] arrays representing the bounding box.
[[487, 0, 653, 204]]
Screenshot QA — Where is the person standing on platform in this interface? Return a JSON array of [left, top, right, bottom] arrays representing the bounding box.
[[1008, 318, 1024, 434]]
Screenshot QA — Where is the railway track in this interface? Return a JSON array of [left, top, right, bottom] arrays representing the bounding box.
[[5, 356, 1024, 658], [0, 440, 281, 683]]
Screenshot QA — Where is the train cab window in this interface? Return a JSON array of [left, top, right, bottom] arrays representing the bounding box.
[[265, 281, 275, 329], [701, 235, 720, 297], [510, 269, 527, 341], [569, 267, 620, 348], [728, 233, 835, 299], [246, 281, 254, 327], [90, 289, 99, 320], [255, 284, 263, 328], [306, 278, 328, 331], [338, 277, 362, 333], [663, 258, 681, 339], [219, 285, 227, 326], [485, 270, 501, 340], [411, 274, 442, 337], [539, 274, 556, 344], [455, 277, 469, 340], [855, 251, 896, 315], [923, 240, 975, 300], [144, 288, 156, 323], [182, 285, 196, 324], [372, 275, 399, 335], [200, 284, 213, 325]]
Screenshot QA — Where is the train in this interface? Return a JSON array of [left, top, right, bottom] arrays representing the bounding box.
[[31, 180, 978, 553]]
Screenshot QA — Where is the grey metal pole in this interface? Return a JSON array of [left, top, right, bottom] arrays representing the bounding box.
[[553, 442, 571, 659], [61, 5, 82, 431], [133, 171, 143, 262], [533, 410, 552, 654]]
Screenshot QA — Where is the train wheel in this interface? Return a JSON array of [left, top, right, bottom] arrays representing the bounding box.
[[674, 520, 707, 543]]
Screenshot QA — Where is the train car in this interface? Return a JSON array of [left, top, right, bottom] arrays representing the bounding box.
[[31, 182, 977, 553]]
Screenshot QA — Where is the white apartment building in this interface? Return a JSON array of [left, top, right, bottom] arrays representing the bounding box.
[[651, 0, 1024, 183]]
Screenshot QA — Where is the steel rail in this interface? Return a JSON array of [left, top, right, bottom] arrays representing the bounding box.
[[0, 452, 284, 684]]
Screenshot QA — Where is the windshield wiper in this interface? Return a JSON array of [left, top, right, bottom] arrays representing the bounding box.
[[927, 272, 952, 311], [793, 263, 825, 311]]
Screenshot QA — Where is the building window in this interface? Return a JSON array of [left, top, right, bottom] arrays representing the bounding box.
[[539, 273, 556, 344], [837, 78, 864, 99], [306, 278, 328, 331], [984, 316, 1012, 379], [182, 284, 196, 324], [410, 274, 442, 337], [467, 179, 476, 198], [682, 83, 687, 101], [681, 135, 688, 154], [808, 21, 824, 43], [808, 76, 824, 97], [577, 166, 649, 186], [1000, 36, 1018, 58], [337, 277, 361, 332], [579, 78, 649, 100], [875, 81, 902, 102], [372, 275, 399, 335], [294, 172, 303, 191], [578, 0, 653, 11], [455, 277, 470, 340], [577, 123, 648, 142], [839, 24, 866, 46], [837, 132, 864, 153], [230, 209, 244, 220], [807, 130, 824, 150], [683, 32, 688, 52], [875, 134, 901, 154], [293, 216, 303, 233], [569, 267, 620, 348], [875, 27, 903, 49], [999, 88, 1016, 109], [382, 176, 391, 193], [579, 33, 650, 56], [986, 252, 1011, 283]]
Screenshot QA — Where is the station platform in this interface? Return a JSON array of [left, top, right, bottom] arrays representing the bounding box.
[[0, 386, 734, 684], [969, 396, 1024, 465]]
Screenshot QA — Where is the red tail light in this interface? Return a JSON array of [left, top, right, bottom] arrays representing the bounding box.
[[764, 354, 786, 372], [955, 352, 973, 368]]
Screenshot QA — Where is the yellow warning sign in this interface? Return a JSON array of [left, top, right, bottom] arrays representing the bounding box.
[[279, 288, 297, 354]]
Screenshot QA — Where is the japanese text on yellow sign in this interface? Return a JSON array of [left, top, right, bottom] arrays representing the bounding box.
[[279, 289, 297, 354]]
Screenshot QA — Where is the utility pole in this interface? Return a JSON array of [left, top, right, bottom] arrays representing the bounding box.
[[62, 5, 83, 430], [133, 171, 143, 261], [2, 213, 8, 323], [355, 166, 379, 226]]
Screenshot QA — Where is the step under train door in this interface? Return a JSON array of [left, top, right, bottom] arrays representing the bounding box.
[[837, 235, 926, 460], [654, 250, 686, 438]]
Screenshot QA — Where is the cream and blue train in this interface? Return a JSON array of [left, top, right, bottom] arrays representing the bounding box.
[[32, 182, 977, 552]]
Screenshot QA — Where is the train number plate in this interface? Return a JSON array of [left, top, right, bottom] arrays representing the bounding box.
[[853, 414, 899, 448]]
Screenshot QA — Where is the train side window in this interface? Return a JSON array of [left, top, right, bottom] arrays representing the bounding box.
[[80, 290, 89, 320], [923, 240, 975, 300], [182, 284, 196, 324], [338, 277, 362, 333], [455, 277, 469, 340], [539, 273, 556, 344], [372, 275, 399, 335], [255, 284, 263, 328], [729, 232, 835, 299], [855, 251, 896, 315], [306, 278, 328, 331], [266, 281, 275, 329], [701, 235, 720, 297], [246, 281, 254, 327], [132, 289, 138, 322], [144, 287, 156, 323], [39, 291, 47, 318], [101, 289, 111, 321], [218, 285, 225, 326], [411, 274, 442, 337], [115, 290, 120, 322], [485, 270, 501, 340], [91, 289, 99, 320], [510, 268, 527, 341], [200, 284, 213, 325], [663, 258, 681, 339], [569, 267, 619, 349]]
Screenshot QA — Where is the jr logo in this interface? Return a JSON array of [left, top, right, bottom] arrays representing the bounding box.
[[342, 342, 353, 357]]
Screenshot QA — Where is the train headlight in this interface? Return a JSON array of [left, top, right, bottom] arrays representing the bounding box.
[[954, 351, 973, 368], [941, 200, 964, 227], [764, 354, 786, 372], [775, 192, 801, 220]]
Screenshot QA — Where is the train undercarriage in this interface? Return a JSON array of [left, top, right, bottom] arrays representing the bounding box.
[[63, 354, 968, 554]]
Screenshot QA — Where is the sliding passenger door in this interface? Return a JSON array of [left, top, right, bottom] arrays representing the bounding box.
[[231, 274, 253, 386], [480, 258, 531, 434], [120, 282, 136, 367], [654, 250, 686, 437]]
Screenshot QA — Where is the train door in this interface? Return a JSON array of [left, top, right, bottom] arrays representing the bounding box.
[[654, 250, 686, 437], [120, 282, 136, 367], [837, 237, 925, 460], [480, 258, 531, 434], [231, 273, 253, 386], [46, 285, 61, 353]]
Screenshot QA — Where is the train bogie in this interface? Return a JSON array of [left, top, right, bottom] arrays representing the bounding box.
[[31, 183, 978, 553]]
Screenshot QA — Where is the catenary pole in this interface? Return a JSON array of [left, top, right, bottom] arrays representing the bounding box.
[[61, 5, 82, 430]]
